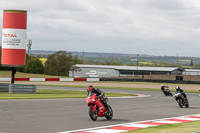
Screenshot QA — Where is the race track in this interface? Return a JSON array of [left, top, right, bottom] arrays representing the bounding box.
[[0, 86, 199, 133]]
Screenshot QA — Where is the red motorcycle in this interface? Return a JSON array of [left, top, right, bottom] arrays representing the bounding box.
[[85, 92, 113, 121]]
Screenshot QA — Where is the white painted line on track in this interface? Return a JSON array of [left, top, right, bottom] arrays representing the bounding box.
[[125, 124, 157, 128], [153, 120, 181, 124], [177, 117, 200, 121], [109, 94, 150, 99], [86, 129, 125, 133]]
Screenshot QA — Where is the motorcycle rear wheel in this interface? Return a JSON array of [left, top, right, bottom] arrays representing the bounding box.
[[177, 99, 183, 108], [88, 107, 98, 121], [105, 105, 113, 120]]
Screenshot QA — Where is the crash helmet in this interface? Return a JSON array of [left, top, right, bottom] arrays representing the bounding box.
[[176, 86, 180, 90], [87, 85, 94, 93]]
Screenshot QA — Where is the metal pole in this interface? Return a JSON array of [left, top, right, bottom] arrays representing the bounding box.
[[11, 67, 15, 84], [137, 54, 139, 75], [27, 40, 32, 56]]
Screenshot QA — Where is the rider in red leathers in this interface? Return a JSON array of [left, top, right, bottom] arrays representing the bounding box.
[[87, 85, 109, 110]]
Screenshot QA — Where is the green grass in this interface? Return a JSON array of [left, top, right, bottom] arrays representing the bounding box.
[[87, 81, 200, 86], [0, 89, 137, 100], [127, 121, 200, 133], [0, 71, 67, 78], [38, 84, 160, 91], [37, 84, 199, 93]]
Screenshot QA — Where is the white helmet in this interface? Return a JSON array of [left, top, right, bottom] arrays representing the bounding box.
[[176, 86, 180, 90]]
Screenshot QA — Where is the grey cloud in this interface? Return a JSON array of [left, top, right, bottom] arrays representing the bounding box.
[[144, 0, 188, 10], [1, 0, 200, 56]]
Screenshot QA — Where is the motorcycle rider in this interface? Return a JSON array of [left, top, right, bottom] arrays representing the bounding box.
[[87, 85, 109, 110], [161, 84, 169, 92], [175, 86, 188, 101]]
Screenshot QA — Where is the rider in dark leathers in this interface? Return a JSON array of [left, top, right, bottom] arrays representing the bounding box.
[[175, 86, 188, 101], [87, 85, 109, 110], [161, 85, 168, 92]]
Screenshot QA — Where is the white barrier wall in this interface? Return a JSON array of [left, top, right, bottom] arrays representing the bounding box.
[[87, 78, 100, 81], [0, 78, 100, 82]]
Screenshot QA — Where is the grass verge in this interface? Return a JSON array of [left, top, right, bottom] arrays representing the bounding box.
[[127, 121, 200, 133], [0, 71, 67, 78], [37, 84, 199, 93], [86, 81, 200, 86], [0, 89, 137, 100]]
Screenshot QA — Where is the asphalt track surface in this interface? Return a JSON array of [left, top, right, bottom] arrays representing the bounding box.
[[0, 86, 200, 133]]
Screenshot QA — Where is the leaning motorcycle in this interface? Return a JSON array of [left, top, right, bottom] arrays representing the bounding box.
[[162, 89, 173, 96], [174, 93, 189, 108], [85, 92, 113, 121]]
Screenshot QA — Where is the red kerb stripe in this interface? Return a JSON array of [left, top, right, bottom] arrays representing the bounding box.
[[45, 78, 60, 81], [74, 78, 87, 81], [186, 116, 200, 119], [166, 119, 193, 122], [75, 132, 95, 133]]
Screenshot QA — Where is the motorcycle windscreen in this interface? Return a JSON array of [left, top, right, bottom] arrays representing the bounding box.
[[88, 92, 95, 98]]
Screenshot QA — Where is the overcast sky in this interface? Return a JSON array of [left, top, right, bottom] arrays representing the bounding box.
[[1, 0, 200, 57]]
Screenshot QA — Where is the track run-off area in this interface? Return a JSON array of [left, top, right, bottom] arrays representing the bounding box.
[[0, 82, 200, 133]]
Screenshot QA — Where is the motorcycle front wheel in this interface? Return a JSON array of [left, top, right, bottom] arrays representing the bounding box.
[[105, 105, 113, 120], [88, 107, 98, 121], [185, 101, 189, 108]]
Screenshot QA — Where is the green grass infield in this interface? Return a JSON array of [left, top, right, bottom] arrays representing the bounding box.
[[37, 84, 199, 93], [0, 89, 137, 100]]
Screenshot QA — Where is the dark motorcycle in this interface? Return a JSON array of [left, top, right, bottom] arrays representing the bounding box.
[[161, 88, 173, 96], [174, 93, 189, 108]]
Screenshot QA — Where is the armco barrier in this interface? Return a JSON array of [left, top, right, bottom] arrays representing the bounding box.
[[30, 78, 45, 81], [1, 77, 200, 84], [14, 78, 29, 81], [45, 78, 59, 81], [74, 78, 87, 81], [0, 78, 11, 81], [87, 78, 100, 82], [60, 78, 74, 81], [0, 78, 100, 82], [9, 84, 36, 94], [0, 83, 9, 92]]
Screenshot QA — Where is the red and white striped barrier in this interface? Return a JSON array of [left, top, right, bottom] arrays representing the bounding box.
[[0, 78, 100, 82], [60, 114, 200, 133]]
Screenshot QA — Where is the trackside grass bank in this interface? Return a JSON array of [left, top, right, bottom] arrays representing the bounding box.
[[0, 71, 67, 78], [37, 84, 199, 93], [0, 89, 137, 100], [127, 121, 200, 133]]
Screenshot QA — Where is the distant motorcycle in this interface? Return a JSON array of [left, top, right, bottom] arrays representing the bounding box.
[[85, 92, 113, 121], [174, 93, 189, 108], [161, 87, 173, 96]]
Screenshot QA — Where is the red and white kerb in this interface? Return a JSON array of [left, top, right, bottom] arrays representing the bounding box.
[[1, 10, 27, 67]]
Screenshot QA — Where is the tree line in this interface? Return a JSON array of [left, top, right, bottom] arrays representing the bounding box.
[[0, 47, 82, 76], [1, 46, 200, 76]]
